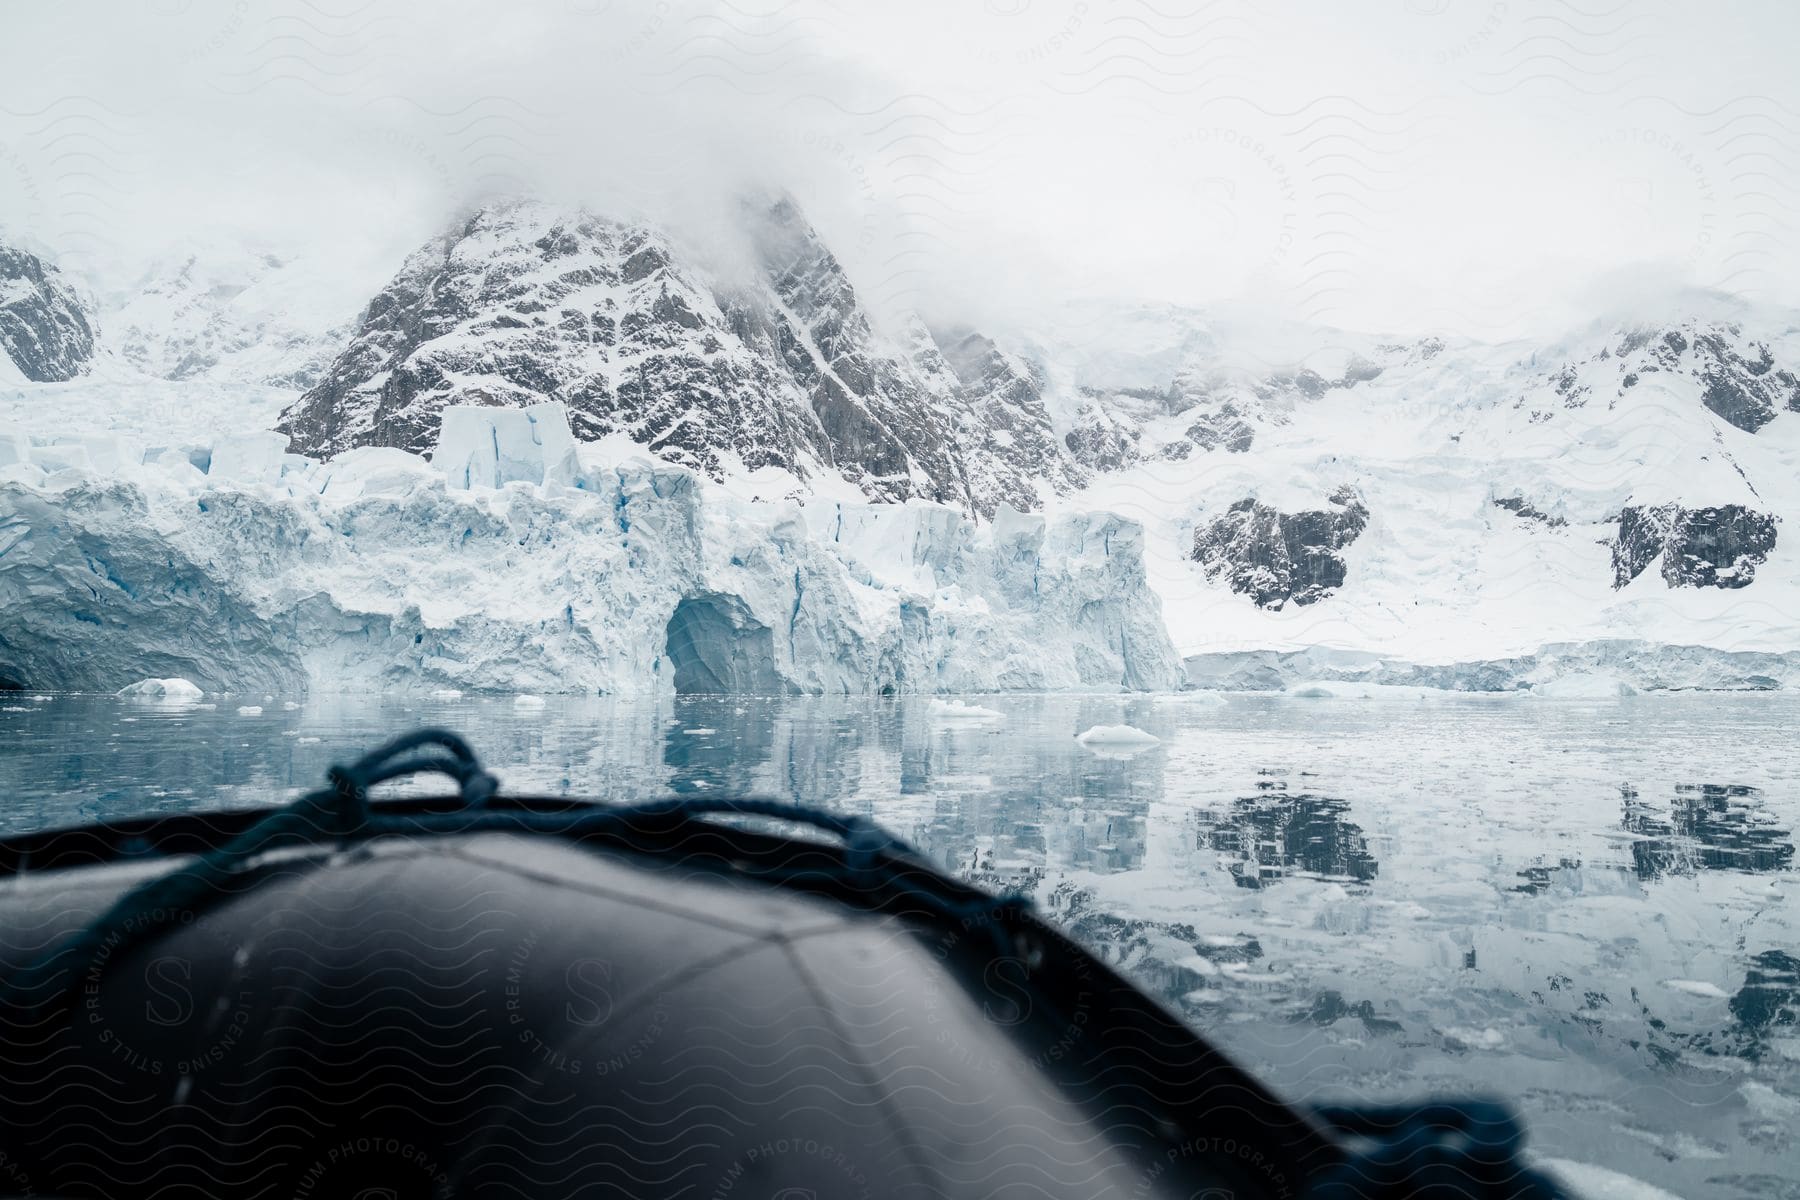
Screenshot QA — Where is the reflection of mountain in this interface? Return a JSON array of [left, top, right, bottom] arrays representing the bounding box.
[[661, 698, 874, 800], [1197, 784, 1379, 889], [1729, 950, 1800, 1061], [1512, 858, 1582, 894], [1621, 783, 1795, 879]]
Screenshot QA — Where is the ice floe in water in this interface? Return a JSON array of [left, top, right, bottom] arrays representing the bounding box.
[[512, 694, 547, 709], [1076, 724, 1160, 748], [1540, 1159, 1686, 1200], [235, 705, 263, 715], [116, 677, 203, 700], [930, 698, 1004, 721], [1662, 979, 1730, 999]]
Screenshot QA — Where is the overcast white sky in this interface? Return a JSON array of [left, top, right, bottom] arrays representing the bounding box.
[[3, 0, 1798, 339]]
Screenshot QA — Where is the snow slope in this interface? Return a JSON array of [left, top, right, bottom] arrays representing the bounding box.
[[7, 200, 1800, 693], [1043, 300, 1800, 683]]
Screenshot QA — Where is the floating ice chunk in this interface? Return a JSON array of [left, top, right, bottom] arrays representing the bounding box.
[[297, 735, 320, 744], [236, 705, 263, 715], [117, 677, 204, 700], [282, 700, 301, 710], [930, 698, 1004, 721], [513, 694, 547, 709], [1741, 1080, 1800, 1119], [1532, 673, 1637, 699], [435, 402, 580, 490], [208, 431, 289, 485], [1076, 724, 1160, 746], [1662, 978, 1728, 999], [1442, 1026, 1506, 1050], [683, 727, 717, 735], [430, 689, 464, 700], [1540, 1159, 1685, 1200]]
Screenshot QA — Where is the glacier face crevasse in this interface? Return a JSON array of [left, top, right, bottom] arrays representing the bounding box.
[[0, 446, 1179, 695]]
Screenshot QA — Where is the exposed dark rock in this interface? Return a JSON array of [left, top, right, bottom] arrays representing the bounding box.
[[1690, 330, 1798, 431], [1493, 495, 1567, 528], [1192, 485, 1368, 609], [1612, 503, 1777, 589], [927, 325, 1086, 513], [1529, 321, 1800, 432], [0, 245, 95, 381], [1063, 400, 1140, 472], [1183, 402, 1255, 452], [278, 200, 1070, 516]]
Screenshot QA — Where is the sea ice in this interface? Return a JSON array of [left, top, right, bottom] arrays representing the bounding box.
[[116, 677, 204, 699], [1076, 724, 1161, 746], [1660, 979, 1728, 999], [930, 698, 1004, 721]]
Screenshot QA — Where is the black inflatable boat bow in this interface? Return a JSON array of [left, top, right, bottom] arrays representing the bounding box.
[[5, 728, 1568, 1200]]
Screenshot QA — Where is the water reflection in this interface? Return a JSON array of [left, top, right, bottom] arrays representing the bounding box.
[[1729, 950, 1800, 1060], [1197, 780, 1379, 889], [1622, 783, 1795, 878], [2, 691, 1797, 1198]]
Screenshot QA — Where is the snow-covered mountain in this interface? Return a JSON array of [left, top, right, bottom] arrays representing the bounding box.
[[275, 200, 1081, 519], [6, 198, 1800, 694], [0, 244, 95, 383], [101, 246, 355, 389]]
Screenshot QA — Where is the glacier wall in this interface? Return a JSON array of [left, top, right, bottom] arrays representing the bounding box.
[[0, 428, 1181, 696]]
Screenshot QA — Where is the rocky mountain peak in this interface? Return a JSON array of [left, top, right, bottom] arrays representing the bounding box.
[[1524, 317, 1800, 432], [0, 244, 95, 382], [275, 197, 1090, 517]]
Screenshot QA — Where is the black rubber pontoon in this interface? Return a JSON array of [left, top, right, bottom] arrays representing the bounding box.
[[0, 730, 1563, 1198]]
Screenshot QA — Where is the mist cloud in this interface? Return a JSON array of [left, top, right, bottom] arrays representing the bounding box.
[[3, 0, 1797, 341]]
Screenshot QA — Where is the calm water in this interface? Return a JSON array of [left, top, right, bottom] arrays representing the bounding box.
[[3, 690, 1798, 1195]]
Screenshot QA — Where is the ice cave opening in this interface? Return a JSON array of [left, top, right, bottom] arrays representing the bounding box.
[[664, 594, 784, 695]]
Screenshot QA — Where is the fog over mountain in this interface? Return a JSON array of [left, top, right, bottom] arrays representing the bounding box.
[[5, 0, 1800, 341], [6, 1, 1800, 698]]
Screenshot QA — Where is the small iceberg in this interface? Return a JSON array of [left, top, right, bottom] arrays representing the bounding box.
[[1662, 978, 1728, 999], [930, 698, 1004, 721], [236, 705, 264, 716], [1076, 724, 1160, 747], [513, 694, 547, 709], [431, 689, 465, 700], [117, 677, 204, 701]]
